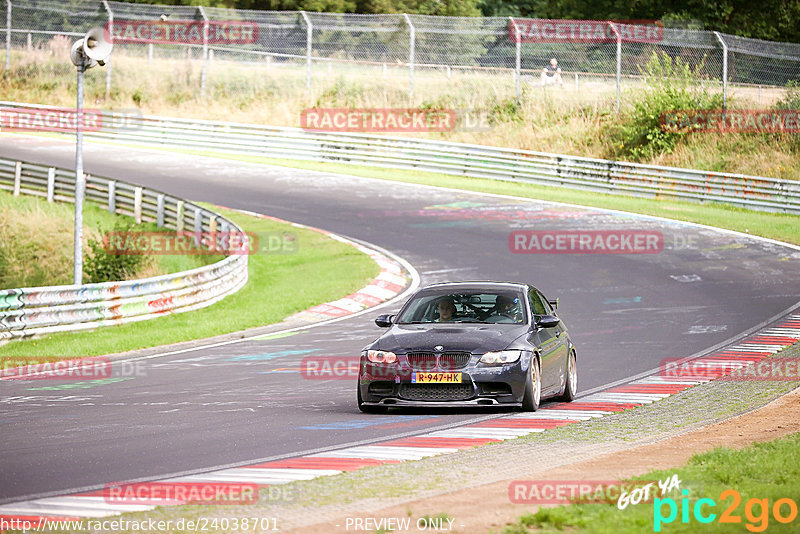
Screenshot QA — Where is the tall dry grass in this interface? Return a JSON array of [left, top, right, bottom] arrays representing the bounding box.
[[0, 193, 161, 289], [1, 42, 797, 180]]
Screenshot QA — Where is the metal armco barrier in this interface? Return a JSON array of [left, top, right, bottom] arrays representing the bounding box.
[[3, 102, 796, 215], [0, 156, 248, 340]]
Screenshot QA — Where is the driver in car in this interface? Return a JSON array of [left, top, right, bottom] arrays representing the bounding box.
[[482, 295, 519, 321]]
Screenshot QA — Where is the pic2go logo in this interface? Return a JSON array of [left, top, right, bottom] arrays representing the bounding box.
[[654, 489, 798, 532]]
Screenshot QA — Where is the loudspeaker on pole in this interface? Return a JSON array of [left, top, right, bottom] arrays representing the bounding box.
[[70, 26, 113, 68]]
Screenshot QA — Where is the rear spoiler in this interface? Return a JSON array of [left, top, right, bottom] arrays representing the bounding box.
[[548, 298, 559, 310]]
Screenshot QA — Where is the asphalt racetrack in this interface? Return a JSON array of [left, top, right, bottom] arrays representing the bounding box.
[[2, 135, 799, 503]]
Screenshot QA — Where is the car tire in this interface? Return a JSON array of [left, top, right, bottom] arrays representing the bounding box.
[[558, 350, 577, 402], [357, 386, 387, 414], [522, 355, 541, 412]]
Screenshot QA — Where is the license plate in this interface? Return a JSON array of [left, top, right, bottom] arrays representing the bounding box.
[[411, 372, 462, 384]]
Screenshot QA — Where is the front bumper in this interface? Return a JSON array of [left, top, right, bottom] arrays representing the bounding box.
[[360, 398, 521, 408], [358, 357, 528, 406]]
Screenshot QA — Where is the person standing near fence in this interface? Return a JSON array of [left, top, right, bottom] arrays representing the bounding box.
[[541, 57, 563, 86]]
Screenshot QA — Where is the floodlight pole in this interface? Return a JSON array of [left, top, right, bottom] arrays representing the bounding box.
[[102, 0, 112, 99], [300, 11, 312, 91], [73, 62, 86, 285], [608, 22, 621, 113], [5, 0, 10, 72], [403, 14, 415, 101], [199, 6, 209, 98], [509, 17, 521, 101], [713, 31, 728, 110]]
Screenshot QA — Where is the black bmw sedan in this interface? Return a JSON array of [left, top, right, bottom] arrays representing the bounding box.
[[357, 281, 577, 412]]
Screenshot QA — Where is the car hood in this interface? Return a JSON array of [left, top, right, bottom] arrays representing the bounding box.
[[374, 323, 529, 353]]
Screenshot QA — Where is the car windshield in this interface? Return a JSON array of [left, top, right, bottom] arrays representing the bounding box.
[[396, 291, 526, 324]]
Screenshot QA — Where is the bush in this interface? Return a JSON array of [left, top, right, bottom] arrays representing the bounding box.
[[607, 51, 723, 160], [488, 98, 524, 125], [83, 221, 147, 283], [773, 80, 800, 110]]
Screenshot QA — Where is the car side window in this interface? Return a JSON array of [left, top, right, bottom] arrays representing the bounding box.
[[537, 291, 554, 315], [528, 289, 547, 315]]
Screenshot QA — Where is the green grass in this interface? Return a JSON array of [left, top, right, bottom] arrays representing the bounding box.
[[0, 204, 379, 358], [502, 432, 800, 533], [0, 189, 212, 288]]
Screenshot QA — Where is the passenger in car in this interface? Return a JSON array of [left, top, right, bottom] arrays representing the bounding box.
[[436, 297, 457, 322]]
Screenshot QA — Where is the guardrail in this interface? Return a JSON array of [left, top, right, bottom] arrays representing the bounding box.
[[3, 102, 796, 215], [0, 156, 248, 340]]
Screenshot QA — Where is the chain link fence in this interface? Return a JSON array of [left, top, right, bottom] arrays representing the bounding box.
[[3, 0, 800, 111]]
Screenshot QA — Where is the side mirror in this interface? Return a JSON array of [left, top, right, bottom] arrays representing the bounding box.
[[535, 314, 560, 329], [375, 314, 394, 328]]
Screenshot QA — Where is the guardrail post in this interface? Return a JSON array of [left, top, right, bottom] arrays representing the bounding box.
[[199, 6, 209, 98], [300, 11, 312, 91], [608, 22, 621, 113], [47, 167, 55, 202], [134, 186, 142, 224], [102, 0, 112, 100], [193, 207, 203, 246], [176, 200, 184, 231], [26, 32, 30, 52], [13, 160, 20, 195], [574, 72, 578, 92], [147, 43, 153, 64], [509, 17, 521, 101], [5, 0, 10, 72], [403, 14, 415, 101], [220, 220, 229, 252], [714, 31, 728, 110], [107, 180, 116, 213], [156, 193, 165, 227], [209, 217, 218, 251]]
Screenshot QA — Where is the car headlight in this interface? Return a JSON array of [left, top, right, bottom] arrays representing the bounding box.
[[479, 350, 522, 365], [366, 350, 397, 364]]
